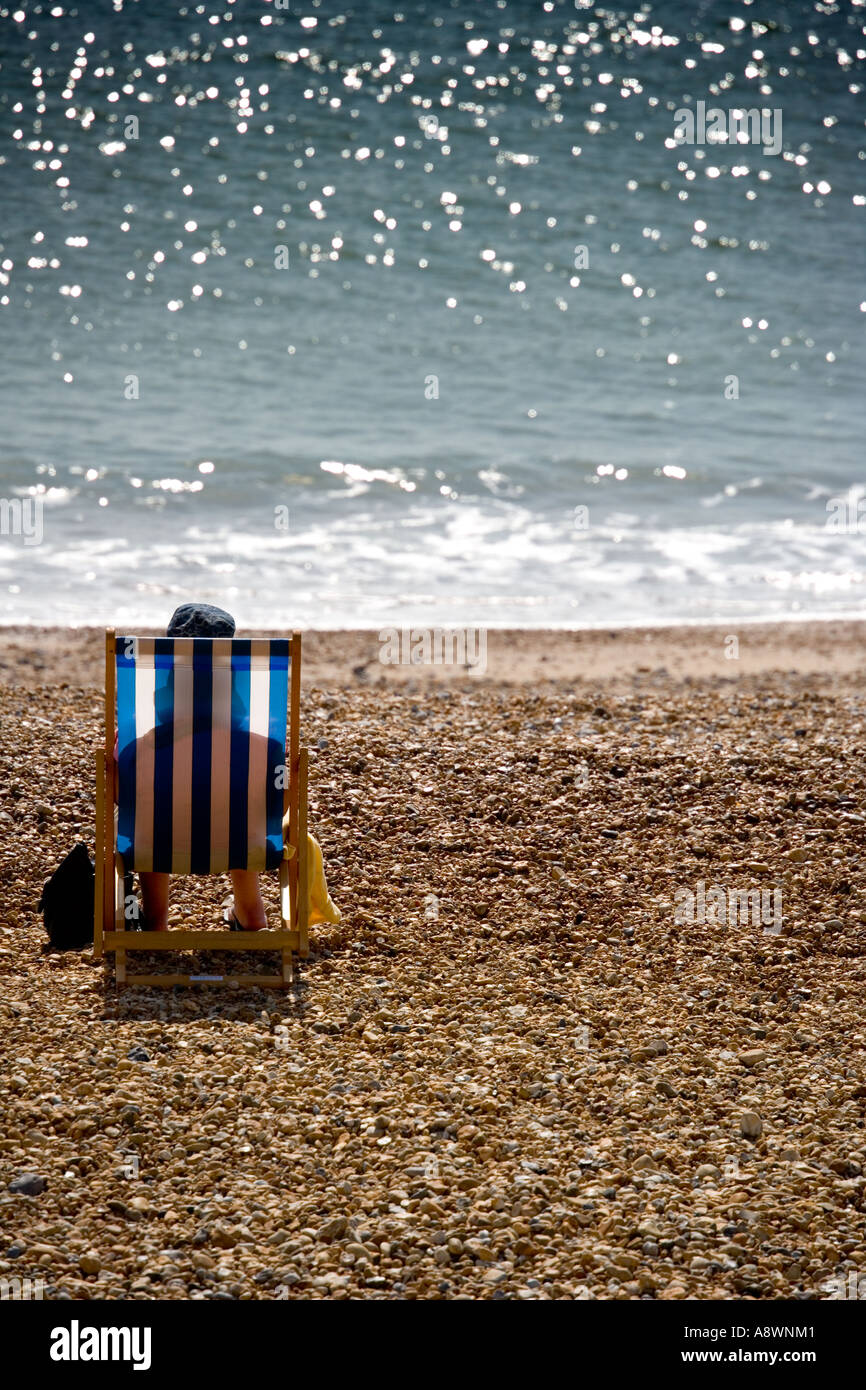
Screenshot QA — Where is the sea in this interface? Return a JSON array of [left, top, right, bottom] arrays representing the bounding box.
[[0, 0, 863, 630]]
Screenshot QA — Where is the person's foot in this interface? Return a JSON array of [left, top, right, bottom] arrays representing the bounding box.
[[223, 901, 266, 932], [126, 900, 167, 931]]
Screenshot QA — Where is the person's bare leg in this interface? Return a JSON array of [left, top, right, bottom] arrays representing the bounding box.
[[229, 871, 267, 930], [139, 871, 170, 930]]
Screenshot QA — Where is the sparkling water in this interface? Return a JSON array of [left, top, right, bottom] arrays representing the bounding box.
[[0, 0, 863, 628]]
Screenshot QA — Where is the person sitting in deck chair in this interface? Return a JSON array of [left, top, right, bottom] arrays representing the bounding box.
[[115, 603, 277, 933]]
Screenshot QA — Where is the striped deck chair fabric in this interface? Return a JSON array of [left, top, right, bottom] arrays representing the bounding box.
[[115, 637, 289, 876]]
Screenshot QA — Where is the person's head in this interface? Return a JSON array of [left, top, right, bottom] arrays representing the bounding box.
[[166, 602, 236, 638], [157, 603, 243, 727]]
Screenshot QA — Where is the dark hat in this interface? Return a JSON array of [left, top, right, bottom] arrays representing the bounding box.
[[166, 603, 236, 638]]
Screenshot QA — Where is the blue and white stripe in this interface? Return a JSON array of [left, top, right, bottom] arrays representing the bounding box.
[[116, 637, 290, 875]]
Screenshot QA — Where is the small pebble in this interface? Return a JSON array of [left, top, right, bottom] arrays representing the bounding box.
[[8, 1174, 46, 1196]]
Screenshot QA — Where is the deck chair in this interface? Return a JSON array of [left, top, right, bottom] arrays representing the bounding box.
[[93, 629, 310, 989]]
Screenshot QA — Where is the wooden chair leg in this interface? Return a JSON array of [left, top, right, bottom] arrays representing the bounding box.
[[93, 748, 104, 961], [288, 632, 301, 950], [104, 630, 121, 986], [280, 948, 293, 987], [114, 851, 127, 988], [114, 853, 125, 929]]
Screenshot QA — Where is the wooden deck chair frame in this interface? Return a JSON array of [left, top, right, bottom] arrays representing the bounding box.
[[93, 628, 310, 990]]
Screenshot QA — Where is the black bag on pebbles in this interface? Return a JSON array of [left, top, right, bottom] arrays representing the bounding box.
[[38, 843, 95, 949]]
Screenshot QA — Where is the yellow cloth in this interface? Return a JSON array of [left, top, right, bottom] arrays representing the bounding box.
[[282, 828, 341, 926]]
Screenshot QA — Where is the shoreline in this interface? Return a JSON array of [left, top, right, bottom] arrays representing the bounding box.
[[0, 618, 863, 688]]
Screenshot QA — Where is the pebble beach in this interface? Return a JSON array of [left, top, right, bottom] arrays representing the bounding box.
[[0, 623, 864, 1302]]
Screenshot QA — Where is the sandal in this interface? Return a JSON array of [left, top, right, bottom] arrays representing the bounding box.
[[222, 905, 264, 932]]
